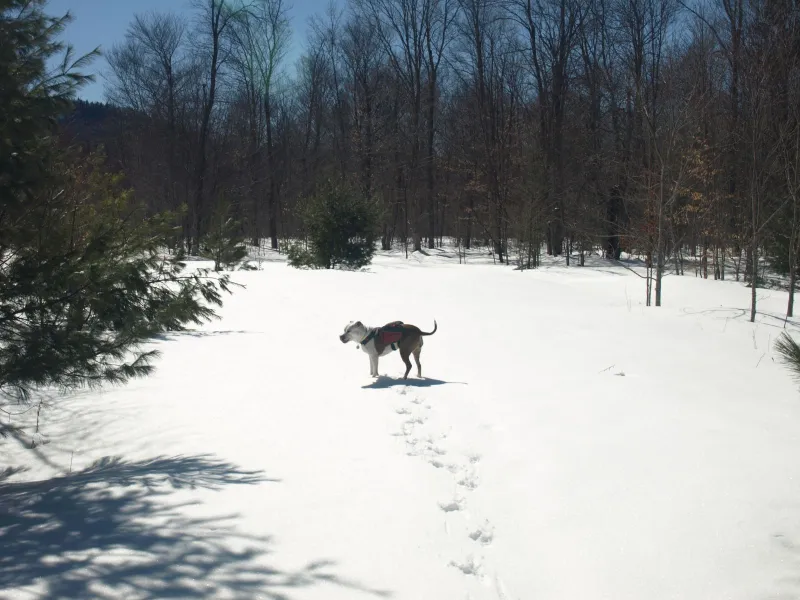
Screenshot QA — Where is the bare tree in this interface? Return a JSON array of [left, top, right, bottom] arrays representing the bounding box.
[[106, 11, 194, 225], [781, 115, 800, 317], [741, 41, 784, 322], [295, 40, 330, 199], [229, 0, 291, 249], [452, 0, 526, 263], [508, 0, 585, 258], [189, 0, 243, 254], [357, 0, 429, 252], [342, 16, 384, 203], [422, 0, 456, 248], [643, 57, 695, 307]]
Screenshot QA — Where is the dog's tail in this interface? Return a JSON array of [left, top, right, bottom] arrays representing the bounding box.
[[420, 320, 437, 336]]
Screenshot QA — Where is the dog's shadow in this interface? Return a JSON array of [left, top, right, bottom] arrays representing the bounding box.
[[361, 376, 465, 390]]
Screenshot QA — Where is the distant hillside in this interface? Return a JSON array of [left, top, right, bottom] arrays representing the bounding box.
[[60, 100, 121, 148]]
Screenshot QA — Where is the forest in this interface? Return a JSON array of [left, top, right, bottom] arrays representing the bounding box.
[[61, 0, 800, 313]]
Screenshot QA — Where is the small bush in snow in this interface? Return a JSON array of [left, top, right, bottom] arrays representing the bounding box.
[[288, 181, 380, 270], [200, 199, 254, 272]]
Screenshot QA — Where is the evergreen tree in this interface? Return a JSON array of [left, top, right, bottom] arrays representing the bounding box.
[[288, 180, 381, 270], [0, 1, 236, 405], [200, 198, 253, 272]]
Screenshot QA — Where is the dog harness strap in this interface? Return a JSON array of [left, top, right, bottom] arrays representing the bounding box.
[[360, 328, 378, 345]]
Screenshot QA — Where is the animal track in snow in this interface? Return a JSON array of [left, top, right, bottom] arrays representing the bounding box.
[[457, 472, 480, 490], [454, 460, 481, 490], [469, 521, 494, 546], [438, 496, 465, 512], [449, 555, 483, 577], [405, 419, 422, 433], [418, 436, 442, 450], [428, 456, 456, 471], [406, 440, 427, 458], [386, 388, 503, 593]]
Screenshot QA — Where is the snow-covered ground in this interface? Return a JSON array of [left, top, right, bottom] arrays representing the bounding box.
[[3, 246, 800, 600]]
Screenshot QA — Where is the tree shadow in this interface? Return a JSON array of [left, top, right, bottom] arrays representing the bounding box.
[[362, 376, 466, 390], [0, 465, 28, 482], [0, 454, 392, 599], [681, 307, 800, 332], [151, 330, 258, 342]]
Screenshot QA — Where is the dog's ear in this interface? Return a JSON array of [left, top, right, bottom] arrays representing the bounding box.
[[355, 321, 363, 327]]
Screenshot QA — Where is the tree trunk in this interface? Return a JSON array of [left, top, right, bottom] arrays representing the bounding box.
[[426, 68, 436, 250], [655, 254, 664, 307], [465, 193, 473, 250], [493, 193, 504, 263], [381, 222, 391, 251], [191, 2, 225, 256], [702, 238, 708, 278], [566, 236, 571, 266], [249, 95, 260, 247], [750, 240, 758, 322], [265, 94, 278, 250]]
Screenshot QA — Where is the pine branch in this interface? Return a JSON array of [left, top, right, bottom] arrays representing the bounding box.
[[775, 332, 800, 383]]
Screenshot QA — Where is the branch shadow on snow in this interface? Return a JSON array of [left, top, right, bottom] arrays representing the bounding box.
[[0, 454, 392, 599], [151, 329, 258, 342], [681, 307, 800, 332], [0, 465, 29, 482], [362, 376, 466, 390]]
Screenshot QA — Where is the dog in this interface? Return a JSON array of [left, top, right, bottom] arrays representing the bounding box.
[[339, 320, 438, 379]]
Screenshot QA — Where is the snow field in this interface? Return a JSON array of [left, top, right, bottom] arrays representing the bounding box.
[[3, 247, 800, 599]]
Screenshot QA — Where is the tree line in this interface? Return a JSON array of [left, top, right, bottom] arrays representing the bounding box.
[[87, 0, 800, 314]]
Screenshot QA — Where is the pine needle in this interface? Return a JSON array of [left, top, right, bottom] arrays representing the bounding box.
[[775, 332, 800, 382]]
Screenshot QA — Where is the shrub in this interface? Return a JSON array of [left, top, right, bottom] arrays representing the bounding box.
[[200, 199, 253, 272], [289, 181, 380, 270]]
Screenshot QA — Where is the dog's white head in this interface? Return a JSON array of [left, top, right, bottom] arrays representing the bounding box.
[[340, 321, 368, 344]]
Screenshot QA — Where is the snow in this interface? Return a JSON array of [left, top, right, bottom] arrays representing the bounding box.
[[4, 246, 800, 600]]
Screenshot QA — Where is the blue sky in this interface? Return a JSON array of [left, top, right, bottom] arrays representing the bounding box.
[[45, 0, 336, 102]]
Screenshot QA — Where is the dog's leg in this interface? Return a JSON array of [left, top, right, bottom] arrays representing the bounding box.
[[400, 349, 413, 379], [369, 353, 379, 377], [413, 347, 422, 378]]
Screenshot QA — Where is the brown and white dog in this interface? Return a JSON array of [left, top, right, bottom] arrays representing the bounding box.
[[339, 320, 438, 379]]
